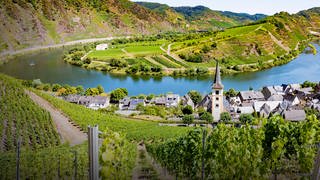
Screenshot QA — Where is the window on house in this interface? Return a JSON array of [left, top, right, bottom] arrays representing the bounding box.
[[216, 104, 219, 108], [216, 90, 219, 95], [216, 97, 219, 101]]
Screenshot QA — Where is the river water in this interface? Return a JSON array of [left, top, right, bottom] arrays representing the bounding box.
[[1, 44, 320, 95]]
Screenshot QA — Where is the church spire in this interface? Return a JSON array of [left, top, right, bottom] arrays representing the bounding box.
[[213, 61, 224, 89]]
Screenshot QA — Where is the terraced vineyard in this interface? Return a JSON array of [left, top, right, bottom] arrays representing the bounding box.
[[152, 56, 181, 68], [0, 74, 60, 152]]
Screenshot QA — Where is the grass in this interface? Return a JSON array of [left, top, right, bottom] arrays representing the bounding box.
[[87, 49, 128, 60], [125, 46, 163, 56]]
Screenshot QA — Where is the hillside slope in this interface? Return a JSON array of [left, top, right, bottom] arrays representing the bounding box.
[[0, 0, 182, 53], [0, 74, 60, 152], [136, 2, 267, 30]]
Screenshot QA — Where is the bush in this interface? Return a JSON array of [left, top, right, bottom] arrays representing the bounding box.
[[239, 114, 254, 124], [200, 112, 213, 123], [182, 105, 193, 115], [182, 115, 194, 125], [110, 59, 128, 68], [188, 90, 202, 105], [220, 112, 232, 122], [110, 88, 128, 103]]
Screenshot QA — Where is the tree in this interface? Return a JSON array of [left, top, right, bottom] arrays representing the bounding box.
[[182, 105, 193, 115], [97, 85, 104, 94], [239, 114, 254, 124], [220, 112, 232, 122], [52, 84, 62, 92], [85, 88, 100, 96], [110, 88, 128, 103], [200, 112, 213, 123], [188, 90, 202, 105], [182, 115, 194, 125], [76, 85, 84, 94], [146, 94, 155, 100], [225, 88, 238, 97]]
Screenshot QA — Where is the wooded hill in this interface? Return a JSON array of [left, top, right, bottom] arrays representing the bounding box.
[[0, 0, 265, 53]]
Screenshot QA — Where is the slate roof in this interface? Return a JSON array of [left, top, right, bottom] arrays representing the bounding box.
[[212, 61, 224, 89], [283, 110, 306, 121], [240, 91, 264, 101], [268, 94, 284, 101], [253, 101, 282, 112]]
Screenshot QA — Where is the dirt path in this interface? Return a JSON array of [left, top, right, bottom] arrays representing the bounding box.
[[0, 36, 130, 57], [131, 143, 174, 180], [121, 48, 135, 58], [25, 90, 87, 146]]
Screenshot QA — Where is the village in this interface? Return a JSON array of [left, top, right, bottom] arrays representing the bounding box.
[[62, 62, 320, 123]]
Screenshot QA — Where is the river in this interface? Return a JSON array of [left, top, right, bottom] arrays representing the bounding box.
[[0, 44, 320, 95]]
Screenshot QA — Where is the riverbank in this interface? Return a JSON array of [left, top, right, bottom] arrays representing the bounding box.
[[63, 40, 310, 77]]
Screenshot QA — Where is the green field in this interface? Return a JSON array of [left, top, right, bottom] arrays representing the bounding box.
[[152, 56, 181, 68], [87, 49, 127, 60], [125, 46, 163, 56]]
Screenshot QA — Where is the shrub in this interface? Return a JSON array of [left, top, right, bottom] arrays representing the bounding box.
[[200, 112, 213, 123], [182, 105, 193, 115], [182, 115, 194, 125], [239, 114, 254, 124], [220, 112, 232, 122]]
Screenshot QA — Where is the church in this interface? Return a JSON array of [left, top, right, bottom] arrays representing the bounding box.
[[211, 61, 224, 121]]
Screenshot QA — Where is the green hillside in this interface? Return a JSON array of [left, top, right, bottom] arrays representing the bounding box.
[[63, 8, 320, 75], [0, 74, 60, 152], [0, 0, 183, 53]]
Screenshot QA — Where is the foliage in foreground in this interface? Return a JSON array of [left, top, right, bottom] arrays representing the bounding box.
[[0, 144, 88, 180], [0, 74, 60, 152], [100, 130, 137, 179], [147, 115, 320, 179]]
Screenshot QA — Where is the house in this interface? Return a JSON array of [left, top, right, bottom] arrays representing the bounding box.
[[239, 91, 265, 103], [262, 86, 277, 99], [267, 94, 284, 101], [165, 94, 180, 107], [87, 96, 109, 110], [283, 110, 306, 121], [128, 99, 145, 110], [253, 101, 282, 117], [229, 96, 241, 106], [260, 103, 271, 118], [283, 84, 301, 94], [154, 97, 166, 106], [294, 87, 313, 100], [119, 97, 130, 110], [64, 94, 81, 104], [78, 96, 92, 106], [262, 86, 285, 99], [197, 94, 212, 111], [236, 106, 254, 114], [283, 94, 300, 107], [96, 44, 108, 50], [181, 94, 195, 109], [64, 95, 109, 110]]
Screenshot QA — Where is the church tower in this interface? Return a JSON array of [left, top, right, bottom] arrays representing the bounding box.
[[212, 61, 224, 121]]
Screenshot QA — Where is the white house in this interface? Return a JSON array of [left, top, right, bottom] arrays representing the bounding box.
[[165, 94, 180, 107], [87, 96, 110, 110], [96, 44, 109, 50]]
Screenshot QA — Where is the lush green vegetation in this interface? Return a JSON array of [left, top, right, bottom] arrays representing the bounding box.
[[0, 74, 60, 152], [152, 56, 181, 68], [148, 115, 320, 179], [0, 144, 88, 179], [100, 130, 137, 179], [34, 90, 190, 141]]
